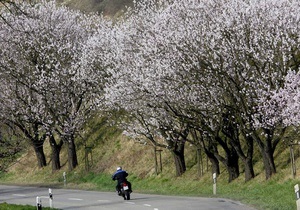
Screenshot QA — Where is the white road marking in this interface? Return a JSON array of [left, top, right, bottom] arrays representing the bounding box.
[[68, 198, 83, 201], [144, 204, 151, 207], [12, 194, 26, 197], [125, 201, 135, 205], [154, 208, 159, 210]]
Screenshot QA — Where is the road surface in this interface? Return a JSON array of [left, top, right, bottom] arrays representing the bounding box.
[[0, 185, 257, 210]]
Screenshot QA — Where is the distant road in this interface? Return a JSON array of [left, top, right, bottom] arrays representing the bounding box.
[[0, 185, 256, 210]]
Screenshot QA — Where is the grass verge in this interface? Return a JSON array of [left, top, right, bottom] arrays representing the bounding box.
[[1, 162, 298, 210], [18, 169, 294, 210], [0, 202, 58, 210], [1, 117, 299, 210]]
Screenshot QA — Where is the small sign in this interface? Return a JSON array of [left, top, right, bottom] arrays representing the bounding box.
[[295, 184, 299, 193], [213, 173, 216, 179]]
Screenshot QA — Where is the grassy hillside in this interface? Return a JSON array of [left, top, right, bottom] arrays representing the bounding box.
[[1, 116, 300, 210]]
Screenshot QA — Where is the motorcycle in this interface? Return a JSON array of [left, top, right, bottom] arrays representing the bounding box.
[[118, 181, 131, 200]]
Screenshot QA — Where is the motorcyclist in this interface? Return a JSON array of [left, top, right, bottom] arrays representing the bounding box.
[[112, 166, 132, 195]]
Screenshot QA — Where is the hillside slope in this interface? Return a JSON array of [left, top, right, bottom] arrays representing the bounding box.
[[3, 116, 193, 183], [1, 117, 300, 210]]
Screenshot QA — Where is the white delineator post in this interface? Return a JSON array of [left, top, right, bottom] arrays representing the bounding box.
[[213, 173, 217, 195], [49, 188, 53, 208], [295, 184, 300, 210], [36, 196, 42, 210], [63, 172, 67, 186]]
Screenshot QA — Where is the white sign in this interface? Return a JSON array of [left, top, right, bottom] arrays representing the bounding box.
[[295, 184, 299, 193], [213, 173, 216, 179]]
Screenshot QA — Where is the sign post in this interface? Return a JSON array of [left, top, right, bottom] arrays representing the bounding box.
[[49, 188, 53, 208], [213, 173, 217, 195], [36, 196, 42, 210], [63, 172, 67, 187], [295, 184, 300, 210]]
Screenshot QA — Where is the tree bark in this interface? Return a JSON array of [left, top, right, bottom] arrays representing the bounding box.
[[49, 135, 63, 172], [192, 129, 220, 176], [259, 142, 276, 179], [244, 157, 255, 181], [66, 134, 78, 171], [226, 151, 239, 182], [243, 135, 255, 181], [33, 140, 47, 168], [252, 128, 284, 179], [205, 150, 220, 176], [16, 122, 47, 168], [232, 135, 255, 182], [214, 136, 240, 182], [172, 141, 186, 176]]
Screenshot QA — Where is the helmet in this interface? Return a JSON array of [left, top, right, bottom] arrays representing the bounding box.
[[117, 166, 122, 171]]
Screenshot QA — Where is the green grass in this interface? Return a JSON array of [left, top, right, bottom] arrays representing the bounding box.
[[51, 170, 297, 210], [1, 117, 300, 210], [1, 154, 298, 210], [0, 203, 59, 210], [216, 179, 296, 210], [1, 170, 297, 210], [1, 142, 298, 210]]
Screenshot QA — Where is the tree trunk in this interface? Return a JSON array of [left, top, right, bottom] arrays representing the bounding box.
[[260, 143, 276, 179], [214, 136, 240, 182], [33, 141, 47, 168], [189, 128, 220, 176], [244, 157, 255, 181], [266, 139, 276, 174], [226, 151, 239, 182], [205, 150, 220, 176], [66, 135, 78, 171], [253, 132, 277, 179], [233, 135, 255, 182], [243, 136, 255, 181], [49, 135, 63, 172], [15, 122, 47, 168], [172, 141, 186, 176]]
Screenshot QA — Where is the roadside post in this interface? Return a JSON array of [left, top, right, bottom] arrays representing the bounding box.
[[63, 172, 67, 186], [295, 184, 300, 210], [49, 188, 53, 208], [213, 173, 217, 195], [36, 196, 42, 210]]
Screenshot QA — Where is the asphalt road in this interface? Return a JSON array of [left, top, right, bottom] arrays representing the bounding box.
[[0, 185, 257, 210]]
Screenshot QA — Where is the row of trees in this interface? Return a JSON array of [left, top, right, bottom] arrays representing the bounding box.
[[98, 0, 300, 181], [1, 0, 300, 182], [0, 0, 112, 171]]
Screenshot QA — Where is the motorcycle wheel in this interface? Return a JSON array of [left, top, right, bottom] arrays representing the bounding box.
[[125, 191, 130, 200], [120, 190, 126, 200]]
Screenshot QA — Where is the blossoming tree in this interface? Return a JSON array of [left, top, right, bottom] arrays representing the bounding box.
[[0, 0, 107, 170], [101, 0, 300, 180]]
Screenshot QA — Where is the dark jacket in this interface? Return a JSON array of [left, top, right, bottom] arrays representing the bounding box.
[[112, 170, 128, 184]]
